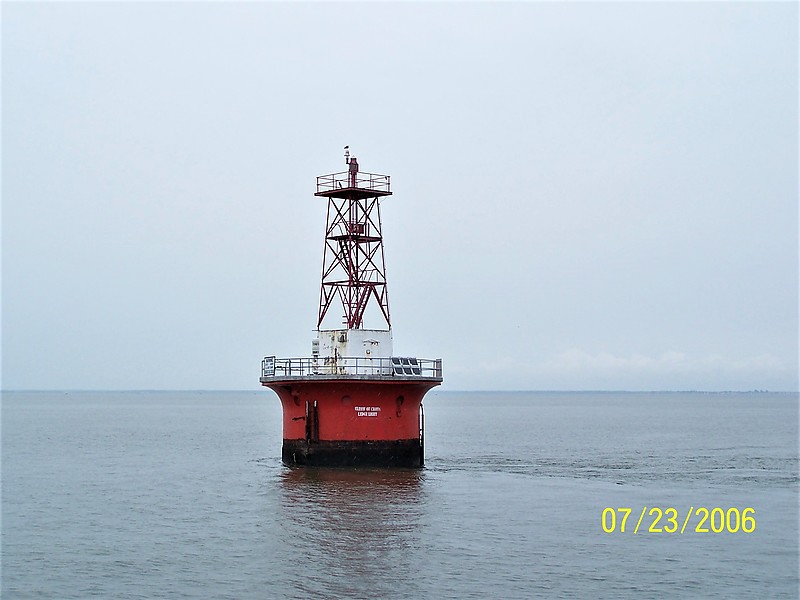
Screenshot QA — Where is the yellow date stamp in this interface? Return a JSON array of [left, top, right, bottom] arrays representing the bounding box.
[[601, 507, 756, 534]]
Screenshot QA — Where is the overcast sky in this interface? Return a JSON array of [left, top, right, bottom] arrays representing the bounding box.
[[3, 1, 797, 391]]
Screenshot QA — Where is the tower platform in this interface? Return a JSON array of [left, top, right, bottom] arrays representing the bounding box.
[[315, 171, 392, 199]]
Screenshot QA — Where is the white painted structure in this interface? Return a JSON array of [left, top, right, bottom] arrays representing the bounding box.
[[310, 329, 393, 375], [315, 328, 393, 359]]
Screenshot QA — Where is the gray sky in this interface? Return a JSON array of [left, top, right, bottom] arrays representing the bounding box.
[[3, 2, 797, 391]]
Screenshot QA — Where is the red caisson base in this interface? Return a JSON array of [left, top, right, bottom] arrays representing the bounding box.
[[262, 378, 438, 467]]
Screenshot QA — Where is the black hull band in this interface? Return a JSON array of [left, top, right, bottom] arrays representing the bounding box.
[[282, 439, 423, 468]]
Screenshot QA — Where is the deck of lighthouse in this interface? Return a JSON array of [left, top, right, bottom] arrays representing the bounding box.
[[260, 355, 443, 385]]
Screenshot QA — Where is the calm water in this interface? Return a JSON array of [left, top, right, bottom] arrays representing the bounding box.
[[2, 391, 798, 599]]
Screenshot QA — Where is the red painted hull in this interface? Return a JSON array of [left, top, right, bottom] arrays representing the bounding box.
[[262, 378, 439, 467]]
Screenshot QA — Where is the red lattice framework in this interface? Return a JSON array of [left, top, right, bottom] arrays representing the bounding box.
[[315, 172, 392, 330]]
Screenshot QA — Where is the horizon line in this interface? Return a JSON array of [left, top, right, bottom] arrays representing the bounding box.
[[2, 388, 797, 394]]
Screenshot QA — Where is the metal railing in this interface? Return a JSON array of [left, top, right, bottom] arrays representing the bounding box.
[[316, 171, 391, 194], [262, 356, 442, 379]]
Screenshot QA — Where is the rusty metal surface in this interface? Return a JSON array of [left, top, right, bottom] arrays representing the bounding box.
[[282, 438, 423, 468]]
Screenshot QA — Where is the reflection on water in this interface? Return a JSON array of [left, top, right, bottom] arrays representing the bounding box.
[[275, 467, 427, 598]]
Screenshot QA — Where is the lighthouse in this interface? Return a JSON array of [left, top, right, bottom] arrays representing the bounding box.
[[260, 149, 443, 467]]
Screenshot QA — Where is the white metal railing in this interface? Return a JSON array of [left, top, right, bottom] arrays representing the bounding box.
[[261, 356, 442, 379], [316, 171, 391, 194]]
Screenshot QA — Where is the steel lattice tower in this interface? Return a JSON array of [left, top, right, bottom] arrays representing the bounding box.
[[315, 149, 392, 330]]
